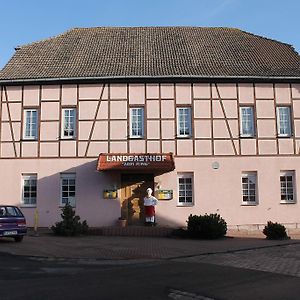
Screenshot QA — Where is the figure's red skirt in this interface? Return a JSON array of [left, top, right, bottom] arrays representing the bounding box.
[[144, 206, 155, 217]]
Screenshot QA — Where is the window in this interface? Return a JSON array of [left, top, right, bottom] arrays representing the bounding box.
[[241, 172, 257, 205], [0, 206, 23, 217], [240, 106, 255, 137], [62, 108, 76, 138], [60, 173, 76, 207], [280, 171, 296, 203], [130, 107, 144, 138], [178, 174, 193, 206], [22, 174, 37, 206], [277, 107, 292, 137], [177, 107, 192, 137], [24, 109, 38, 139]]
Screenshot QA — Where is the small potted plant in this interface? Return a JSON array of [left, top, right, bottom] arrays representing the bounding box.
[[117, 217, 127, 228]]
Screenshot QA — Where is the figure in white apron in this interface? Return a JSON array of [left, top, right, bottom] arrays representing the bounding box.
[[144, 188, 158, 226]]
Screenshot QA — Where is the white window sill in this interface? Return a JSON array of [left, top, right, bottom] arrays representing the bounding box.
[[240, 135, 255, 138], [60, 136, 76, 140], [176, 135, 192, 139], [241, 202, 258, 206], [280, 201, 296, 204], [22, 137, 37, 141], [177, 203, 194, 207], [129, 136, 144, 139], [277, 135, 292, 138], [20, 205, 37, 208]]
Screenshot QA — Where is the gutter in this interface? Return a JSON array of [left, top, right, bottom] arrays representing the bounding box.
[[1, 75, 300, 85]]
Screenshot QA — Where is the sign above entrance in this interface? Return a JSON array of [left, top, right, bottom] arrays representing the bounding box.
[[97, 153, 175, 173]]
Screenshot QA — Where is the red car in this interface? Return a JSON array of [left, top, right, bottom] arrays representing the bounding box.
[[0, 206, 27, 242]]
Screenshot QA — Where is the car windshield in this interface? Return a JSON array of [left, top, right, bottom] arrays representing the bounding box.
[[0, 206, 23, 217]]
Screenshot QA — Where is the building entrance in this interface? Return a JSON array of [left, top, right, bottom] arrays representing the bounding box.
[[121, 174, 154, 225]]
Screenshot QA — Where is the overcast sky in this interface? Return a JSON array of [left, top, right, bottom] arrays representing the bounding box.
[[1, 0, 299, 69]]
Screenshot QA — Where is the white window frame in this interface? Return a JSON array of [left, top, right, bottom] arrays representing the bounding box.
[[241, 172, 258, 205], [61, 108, 76, 139], [21, 174, 37, 207], [276, 106, 292, 137], [177, 173, 194, 206], [23, 109, 38, 140], [280, 171, 296, 204], [177, 107, 192, 138], [129, 107, 144, 138], [240, 106, 255, 137], [60, 173, 76, 207]]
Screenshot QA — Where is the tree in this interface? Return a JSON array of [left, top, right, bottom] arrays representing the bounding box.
[[51, 203, 89, 236]]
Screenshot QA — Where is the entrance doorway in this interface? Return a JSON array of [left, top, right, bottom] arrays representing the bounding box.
[[121, 174, 154, 225]]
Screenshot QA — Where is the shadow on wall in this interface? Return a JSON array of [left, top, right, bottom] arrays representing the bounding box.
[[19, 159, 187, 228], [154, 212, 184, 228], [21, 160, 120, 228]]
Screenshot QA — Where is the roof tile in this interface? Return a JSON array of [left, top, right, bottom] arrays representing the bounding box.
[[1, 27, 300, 81]]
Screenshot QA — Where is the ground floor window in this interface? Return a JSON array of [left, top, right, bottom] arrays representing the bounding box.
[[241, 172, 257, 205], [178, 173, 193, 206], [22, 174, 37, 206], [60, 173, 76, 207], [280, 171, 296, 203]]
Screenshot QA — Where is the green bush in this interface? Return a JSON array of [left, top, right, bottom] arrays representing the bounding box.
[[263, 221, 289, 240], [187, 213, 227, 239], [51, 203, 89, 236]]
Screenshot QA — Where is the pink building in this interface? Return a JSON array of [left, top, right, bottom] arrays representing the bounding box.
[[0, 27, 300, 230]]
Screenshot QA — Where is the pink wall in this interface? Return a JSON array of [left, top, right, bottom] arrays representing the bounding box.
[[0, 158, 120, 227], [156, 156, 300, 228], [1, 83, 300, 158], [1, 82, 300, 228], [0, 156, 299, 228]]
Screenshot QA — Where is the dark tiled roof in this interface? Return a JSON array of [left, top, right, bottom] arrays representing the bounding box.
[[1, 27, 300, 81]]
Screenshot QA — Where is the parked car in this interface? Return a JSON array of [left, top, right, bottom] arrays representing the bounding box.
[[0, 206, 27, 242]]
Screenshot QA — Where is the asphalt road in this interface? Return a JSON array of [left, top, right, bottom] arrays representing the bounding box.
[[1, 253, 300, 300]]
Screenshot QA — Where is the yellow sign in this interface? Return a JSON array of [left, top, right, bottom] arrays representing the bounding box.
[[157, 190, 173, 200]]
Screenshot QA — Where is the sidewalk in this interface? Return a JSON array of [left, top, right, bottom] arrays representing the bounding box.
[[0, 230, 299, 260]]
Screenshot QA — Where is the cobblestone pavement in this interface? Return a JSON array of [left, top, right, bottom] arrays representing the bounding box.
[[176, 243, 300, 278], [1, 233, 299, 260]]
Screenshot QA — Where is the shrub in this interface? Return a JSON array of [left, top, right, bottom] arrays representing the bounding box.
[[187, 213, 227, 239], [263, 221, 289, 240], [51, 203, 89, 236]]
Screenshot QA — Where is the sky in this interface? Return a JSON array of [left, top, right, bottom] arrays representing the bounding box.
[[0, 0, 299, 69]]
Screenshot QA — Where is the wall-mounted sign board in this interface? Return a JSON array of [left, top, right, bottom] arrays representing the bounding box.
[[97, 153, 175, 172], [157, 190, 173, 200]]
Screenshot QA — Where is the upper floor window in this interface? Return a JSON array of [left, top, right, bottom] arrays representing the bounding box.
[[60, 173, 76, 207], [242, 172, 257, 205], [178, 173, 193, 206], [24, 109, 38, 140], [130, 107, 144, 138], [62, 108, 76, 139], [177, 107, 192, 137], [277, 106, 292, 137], [280, 171, 296, 204], [22, 174, 37, 207], [240, 106, 255, 137]]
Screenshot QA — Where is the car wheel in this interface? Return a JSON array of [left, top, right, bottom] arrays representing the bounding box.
[[14, 236, 23, 243]]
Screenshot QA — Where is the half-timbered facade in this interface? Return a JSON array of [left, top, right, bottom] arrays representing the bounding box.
[[0, 27, 300, 229]]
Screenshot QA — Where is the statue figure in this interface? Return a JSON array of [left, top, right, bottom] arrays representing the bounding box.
[[143, 188, 158, 226]]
